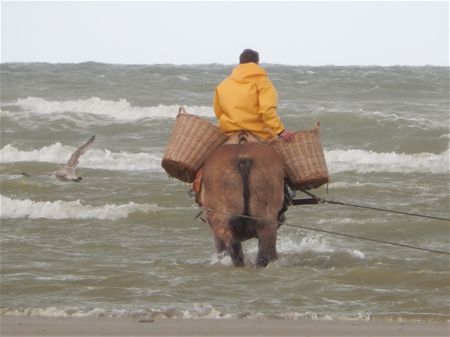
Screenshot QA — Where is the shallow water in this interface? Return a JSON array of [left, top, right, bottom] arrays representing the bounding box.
[[1, 63, 449, 321]]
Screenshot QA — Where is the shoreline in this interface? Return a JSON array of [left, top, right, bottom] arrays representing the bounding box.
[[1, 316, 449, 337]]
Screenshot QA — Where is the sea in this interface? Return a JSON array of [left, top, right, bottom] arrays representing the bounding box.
[[0, 62, 449, 322]]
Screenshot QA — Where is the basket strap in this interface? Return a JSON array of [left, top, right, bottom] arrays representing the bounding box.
[[178, 106, 187, 115], [238, 131, 248, 144]]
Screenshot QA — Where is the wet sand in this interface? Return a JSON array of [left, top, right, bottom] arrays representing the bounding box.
[[1, 316, 449, 337]]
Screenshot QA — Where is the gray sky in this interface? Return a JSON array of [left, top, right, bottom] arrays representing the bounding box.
[[1, 1, 449, 65]]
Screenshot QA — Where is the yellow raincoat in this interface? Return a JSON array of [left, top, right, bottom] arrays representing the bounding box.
[[213, 62, 285, 140]]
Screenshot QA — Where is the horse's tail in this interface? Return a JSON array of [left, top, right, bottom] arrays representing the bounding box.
[[236, 157, 253, 217]]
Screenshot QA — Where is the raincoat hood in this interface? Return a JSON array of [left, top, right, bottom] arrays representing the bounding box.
[[230, 63, 267, 84]]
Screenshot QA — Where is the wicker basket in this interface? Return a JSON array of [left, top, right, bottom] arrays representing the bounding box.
[[162, 108, 229, 183], [270, 122, 329, 190]]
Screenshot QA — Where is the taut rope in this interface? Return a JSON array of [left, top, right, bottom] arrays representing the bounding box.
[[297, 190, 450, 222]]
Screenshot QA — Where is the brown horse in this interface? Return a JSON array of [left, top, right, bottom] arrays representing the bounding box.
[[198, 141, 287, 267]]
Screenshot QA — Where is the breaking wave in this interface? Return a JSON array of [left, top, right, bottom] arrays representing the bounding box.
[[2, 306, 446, 322], [0, 143, 164, 172], [326, 149, 449, 174], [0, 306, 351, 320], [0, 195, 160, 220], [1, 97, 213, 120], [1, 143, 448, 174]]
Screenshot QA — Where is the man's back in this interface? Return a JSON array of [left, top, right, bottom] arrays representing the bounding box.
[[214, 62, 284, 140]]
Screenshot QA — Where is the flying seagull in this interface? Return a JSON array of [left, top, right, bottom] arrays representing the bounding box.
[[53, 135, 96, 182]]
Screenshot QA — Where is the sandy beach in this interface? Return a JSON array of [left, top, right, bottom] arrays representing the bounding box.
[[1, 316, 449, 337]]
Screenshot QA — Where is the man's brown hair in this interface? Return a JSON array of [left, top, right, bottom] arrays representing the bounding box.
[[239, 49, 259, 64]]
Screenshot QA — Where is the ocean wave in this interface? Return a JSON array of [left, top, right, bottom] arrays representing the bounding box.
[[209, 236, 365, 267], [0, 143, 164, 172], [326, 149, 449, 174], [1, 97, 214, 120], [0, 195, 160, 220], [0, 306, 340, 320], [367, 110, 444, 130], [278, 236, 365, 259], [0, 305, 367, 320], [328, 181, 377, 189], [2, 306, 447, 322], [1, 143, 448, 174]]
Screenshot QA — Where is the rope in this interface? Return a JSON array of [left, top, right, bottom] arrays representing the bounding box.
[[283, 222, 450, 255], [299, 190, 450, 222], [201, 207, 450, 256]]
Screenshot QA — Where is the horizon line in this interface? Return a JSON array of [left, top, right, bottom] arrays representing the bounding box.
[[1, 61, 449, 67]]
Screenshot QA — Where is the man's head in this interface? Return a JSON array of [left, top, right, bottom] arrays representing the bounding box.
[[239, 49, 259, 64]]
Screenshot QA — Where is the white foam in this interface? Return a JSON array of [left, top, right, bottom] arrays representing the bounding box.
[[370, 110, 447, 130], [325, 149, 449, 174], [0, 306, 378, 321], [328, 181, 375, 188], [0, 195, 160, 220], [316, 218, 374, 225], [2, 143, 448, 174], [0, 143, 164, 171], [236, 236, 365, 260], [208, 252, 233, 266], [0, 307, 116, 318], [2, 97, 214, 120], [278, 236, 365, 259], [278, 236, 334, 254]]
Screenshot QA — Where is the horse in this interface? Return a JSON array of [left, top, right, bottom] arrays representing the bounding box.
[[198, 140, 287, 267]]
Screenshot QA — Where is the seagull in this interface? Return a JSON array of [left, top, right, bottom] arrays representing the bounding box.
[[53, 135, 95, 182]]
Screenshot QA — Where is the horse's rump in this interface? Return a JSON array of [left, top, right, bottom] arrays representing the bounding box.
[[200, 143, 285, 225]]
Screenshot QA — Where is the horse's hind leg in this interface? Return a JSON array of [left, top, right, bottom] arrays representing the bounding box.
[[227, 240, 244, 267], [214, 235, 245, 267], [207, 212, 244, 267], [214, 236, 226, 254], [256, 223, 278, 267]]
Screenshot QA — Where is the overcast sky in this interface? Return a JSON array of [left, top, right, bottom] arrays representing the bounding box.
[[1, 1, 449, 65]]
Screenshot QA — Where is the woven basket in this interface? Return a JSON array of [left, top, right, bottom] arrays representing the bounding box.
[[162, 108, 229, 183], [270, 122, 329, 190]]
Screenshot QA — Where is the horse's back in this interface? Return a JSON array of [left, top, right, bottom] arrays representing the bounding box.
[[203, 142, 283, 172]]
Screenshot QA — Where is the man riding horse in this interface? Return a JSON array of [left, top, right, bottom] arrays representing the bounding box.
[[194, 49, 296, 267]]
